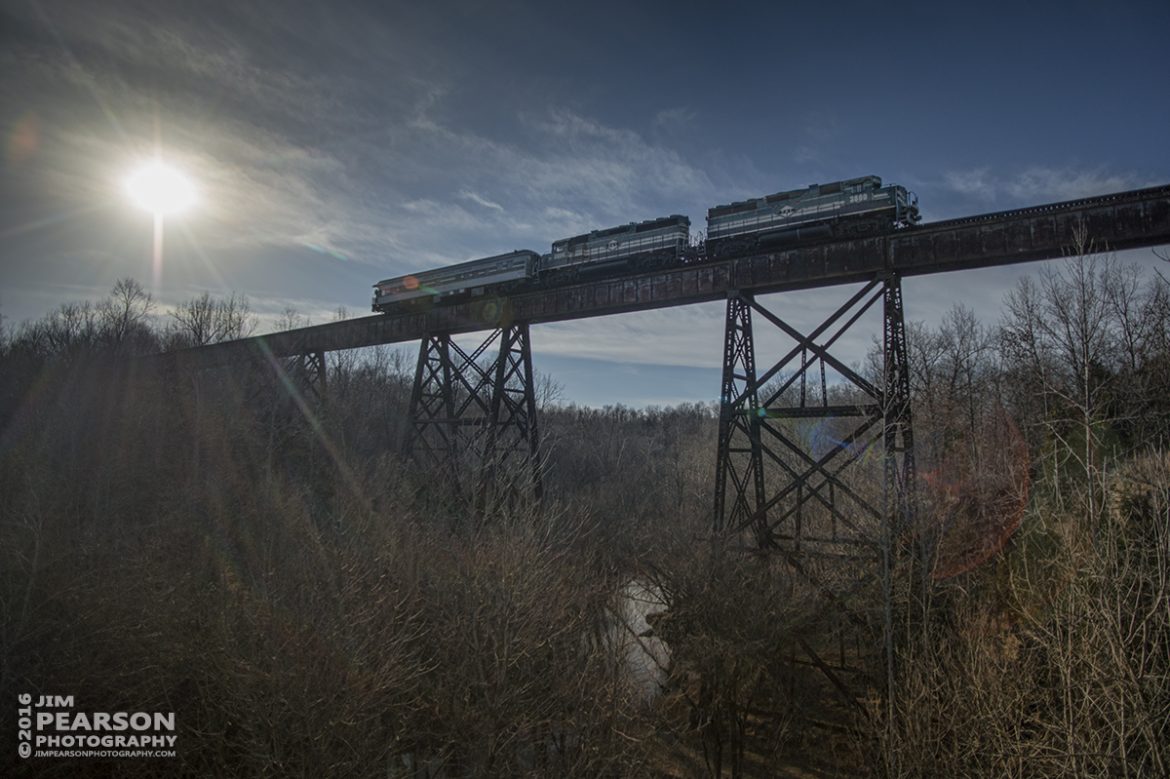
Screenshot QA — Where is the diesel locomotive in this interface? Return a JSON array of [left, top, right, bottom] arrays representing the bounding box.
[[372, 175, 918, 312], [706, 175, 919, 258], [546, 215, 690, 278]]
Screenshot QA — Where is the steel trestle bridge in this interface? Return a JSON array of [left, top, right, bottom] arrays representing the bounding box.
[[164, 183, 1170, 707]]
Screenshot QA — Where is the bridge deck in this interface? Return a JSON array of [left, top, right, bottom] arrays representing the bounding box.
[[172, 184, 1170, 366]]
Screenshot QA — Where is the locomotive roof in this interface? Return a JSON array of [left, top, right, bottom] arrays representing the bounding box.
[[551, 214, 689, 246], [707, 175, 884, 217], [373, 249, 538, 287]]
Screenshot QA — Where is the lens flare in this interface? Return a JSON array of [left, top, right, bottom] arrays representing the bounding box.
[[926, 409, 1031, 580], [7, 112, 39, 164]]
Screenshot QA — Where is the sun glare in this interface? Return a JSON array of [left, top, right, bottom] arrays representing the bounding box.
[[125, 160, 196, 217]]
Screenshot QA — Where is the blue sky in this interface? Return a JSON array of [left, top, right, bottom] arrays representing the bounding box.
[[2, 0, 1169, 406]]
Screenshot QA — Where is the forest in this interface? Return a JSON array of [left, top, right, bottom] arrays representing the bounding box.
[[2, 248, 1168, 777]]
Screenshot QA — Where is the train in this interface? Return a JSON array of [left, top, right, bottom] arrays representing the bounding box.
[[372, 175, 918, 312]]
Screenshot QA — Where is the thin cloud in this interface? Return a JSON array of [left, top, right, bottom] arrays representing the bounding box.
[[943, 167, 998, 202], [802, 110, 840, 140], [792, 145, 820, 164], [1004, 167, 1142, 202], [942, 166, 1143, 207], [459, 190, 505, 212], [653, 106, 696, 129]]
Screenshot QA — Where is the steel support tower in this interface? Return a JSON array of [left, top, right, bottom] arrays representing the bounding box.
[[234, 348, 329, 420], [404, 323, 542, 515], [712, 273, 916, 699], [288, 350, 328, 407]]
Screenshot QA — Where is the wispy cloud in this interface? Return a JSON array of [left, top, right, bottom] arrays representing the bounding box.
[[942, 166, 1144, 206], [653, 106, 696, 129], [802, 110, 840, 140], [1002, 167, 1144, 201], [520, 108, 713, 215], [459, 189, 505, 212], [942, 167, 998, 202], [792, 145, 820, 164]]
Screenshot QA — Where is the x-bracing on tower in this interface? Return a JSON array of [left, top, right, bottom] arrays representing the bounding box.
[[404, 323, 542, 519], [712, 273, 917, 697], [713, 275, 915, 543]]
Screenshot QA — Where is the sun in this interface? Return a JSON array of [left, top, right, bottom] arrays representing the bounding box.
[[125, 160, 196, 217]]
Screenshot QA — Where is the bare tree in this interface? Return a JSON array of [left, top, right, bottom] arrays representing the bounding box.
[[168, 292, 257, 348], [275, 306, 310, 332], [97, 278, 154, 351], [42, 301, 101, 354], [536, 369, 565, 412], [1001, 238, 1116, 512]]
